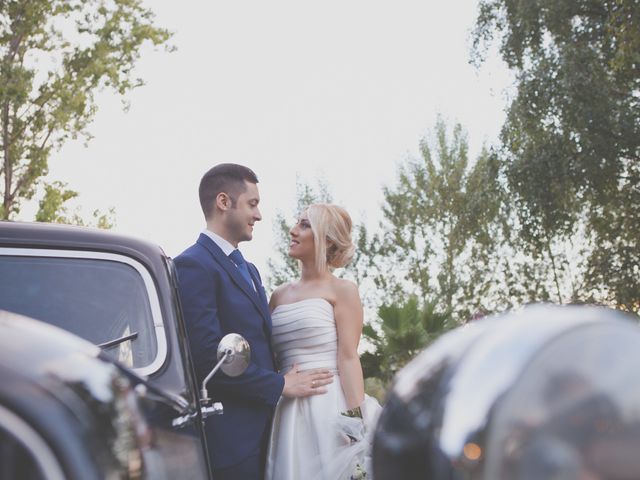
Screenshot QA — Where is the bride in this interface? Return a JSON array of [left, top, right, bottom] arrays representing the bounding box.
[[265, 203, 378, 480]]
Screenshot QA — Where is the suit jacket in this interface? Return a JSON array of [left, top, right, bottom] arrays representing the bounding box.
[[174, 233, 284, 469]]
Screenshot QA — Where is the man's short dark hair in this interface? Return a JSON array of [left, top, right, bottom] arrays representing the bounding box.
[[199, 163, 259, 219]]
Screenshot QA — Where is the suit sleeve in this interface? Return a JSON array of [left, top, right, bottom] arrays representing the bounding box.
[[174, 254, 284, 407]]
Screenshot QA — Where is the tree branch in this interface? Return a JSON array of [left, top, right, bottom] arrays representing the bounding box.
[[2, 100, 11, 215], [1, 17, 27, 217], [545, 235, 563, 304], [38, 126, 54, 152]]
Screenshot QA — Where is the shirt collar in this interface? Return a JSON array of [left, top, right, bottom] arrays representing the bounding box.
[[202, 229, 236, 257]]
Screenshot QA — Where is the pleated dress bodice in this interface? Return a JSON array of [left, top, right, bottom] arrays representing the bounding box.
[[271, 297, 338, 373]]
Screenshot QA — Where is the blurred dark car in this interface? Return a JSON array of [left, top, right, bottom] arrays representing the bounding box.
[[0, 310, 159, 479], [373, 305, 640, 480], [0, 221, 233, 479]]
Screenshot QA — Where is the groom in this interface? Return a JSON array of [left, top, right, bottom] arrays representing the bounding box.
[[175, 163, 333, 479]]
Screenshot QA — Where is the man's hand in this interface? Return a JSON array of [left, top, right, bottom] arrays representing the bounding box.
[[282, 363, 334, 398]]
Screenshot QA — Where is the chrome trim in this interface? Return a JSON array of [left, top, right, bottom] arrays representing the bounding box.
[[0, 403, 66, 480], [0, 247, 167, 377]]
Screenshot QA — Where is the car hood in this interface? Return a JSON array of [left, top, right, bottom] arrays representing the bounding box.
[[0, 310, 120, 403]]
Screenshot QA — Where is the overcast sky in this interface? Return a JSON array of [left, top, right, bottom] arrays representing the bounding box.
[[27, 0, 513, 282]]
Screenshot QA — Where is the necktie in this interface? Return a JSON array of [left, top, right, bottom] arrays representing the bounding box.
[[229, 249, 253, 289]]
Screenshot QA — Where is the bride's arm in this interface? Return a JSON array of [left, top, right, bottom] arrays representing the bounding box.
[[334, 280, 365, 410]]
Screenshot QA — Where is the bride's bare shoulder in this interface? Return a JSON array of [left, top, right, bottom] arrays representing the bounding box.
[[269, 282, 293, 310], [331, 277, 360, 303]]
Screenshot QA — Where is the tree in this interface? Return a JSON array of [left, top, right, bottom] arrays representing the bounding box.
[[1, 0, 171, 221], [362, 118, 508, 322], [472, 0, 640, 314]]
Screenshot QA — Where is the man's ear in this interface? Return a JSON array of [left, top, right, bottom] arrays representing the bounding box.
[[215, 192, 231, 211]]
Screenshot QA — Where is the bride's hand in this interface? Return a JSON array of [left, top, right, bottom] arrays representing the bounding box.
[[282, 363, 334, 398]]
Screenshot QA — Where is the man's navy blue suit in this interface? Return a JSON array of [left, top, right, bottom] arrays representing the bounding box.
[[174, 233, 284, 477]]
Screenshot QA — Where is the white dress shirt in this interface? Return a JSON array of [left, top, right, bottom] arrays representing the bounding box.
[[202, 229, 236, 256]]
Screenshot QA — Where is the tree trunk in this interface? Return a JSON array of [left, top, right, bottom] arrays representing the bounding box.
[[546, 236, 563, 304]]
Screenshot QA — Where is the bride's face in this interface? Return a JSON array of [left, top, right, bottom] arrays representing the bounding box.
[[288, 212, 315, 260]]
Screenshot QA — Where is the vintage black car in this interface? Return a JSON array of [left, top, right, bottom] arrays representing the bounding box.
[[0, 221, 248, 479], [373, 305, 640, 480]]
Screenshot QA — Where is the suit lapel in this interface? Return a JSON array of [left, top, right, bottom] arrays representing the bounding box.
[[196, 234, 269, 324]]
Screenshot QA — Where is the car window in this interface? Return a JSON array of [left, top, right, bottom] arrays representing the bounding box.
[[0, 253, 160, 370]]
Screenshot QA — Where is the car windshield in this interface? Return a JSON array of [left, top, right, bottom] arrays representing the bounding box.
[[0, 255, 158, 369]]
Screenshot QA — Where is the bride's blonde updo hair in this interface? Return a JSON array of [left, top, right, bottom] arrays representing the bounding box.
[[305, 203, 356, 272]]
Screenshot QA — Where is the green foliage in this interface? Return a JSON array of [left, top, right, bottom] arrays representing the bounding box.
[[609, 0, 640, 75], [35, 181, 78, 223], [35, 180, 114, 228], [362, 296, 453, 384], [473, 0, 640, 314], [0, 0, 171, 222], [357, 120, 505, 380], [363, 377, 386, 404]]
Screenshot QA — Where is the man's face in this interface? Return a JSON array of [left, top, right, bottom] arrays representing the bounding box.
[[225, 181, 262, 245]]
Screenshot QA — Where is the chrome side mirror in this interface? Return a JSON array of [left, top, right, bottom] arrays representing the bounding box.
[[217, 333, 250, 377], [200, 333, 251, 408]]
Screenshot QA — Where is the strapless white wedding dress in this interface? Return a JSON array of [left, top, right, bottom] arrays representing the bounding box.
[[265, 298, 379, 480]]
